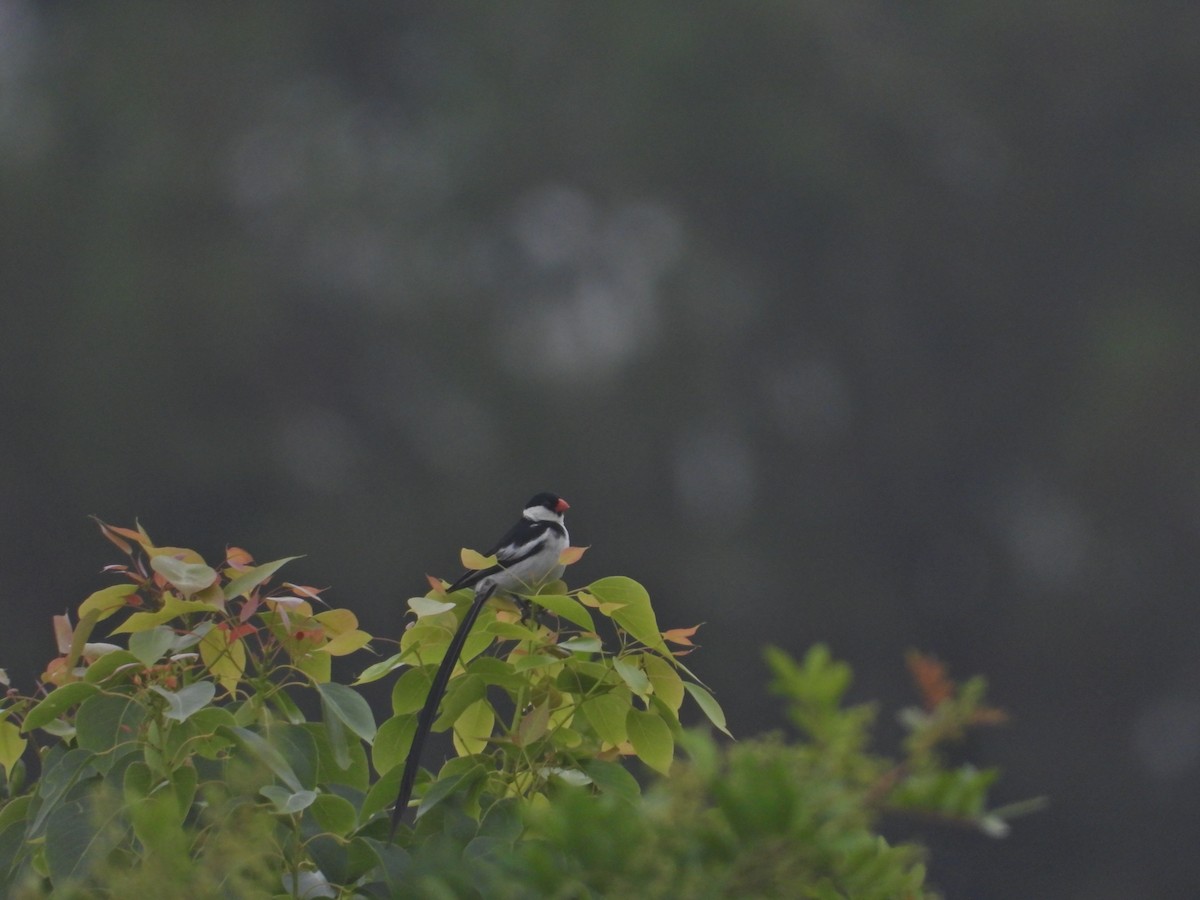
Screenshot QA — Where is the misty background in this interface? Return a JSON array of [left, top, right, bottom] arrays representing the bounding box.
[[2, 3, 1197, 896]]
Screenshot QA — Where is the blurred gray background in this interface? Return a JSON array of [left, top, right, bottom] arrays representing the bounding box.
[[2, 3, 1197, 896]]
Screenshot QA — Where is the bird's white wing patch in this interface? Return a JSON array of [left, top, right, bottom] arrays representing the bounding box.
[[496, 530, 547, 564]]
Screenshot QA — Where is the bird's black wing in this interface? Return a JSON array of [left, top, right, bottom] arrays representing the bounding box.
[[443, 519, 551, 593]]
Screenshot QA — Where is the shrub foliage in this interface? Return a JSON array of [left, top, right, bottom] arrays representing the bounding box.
[[0, 523, 1023, 897]]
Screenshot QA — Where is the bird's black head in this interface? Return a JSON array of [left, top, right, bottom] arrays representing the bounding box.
[[525, 492, 569, 515]]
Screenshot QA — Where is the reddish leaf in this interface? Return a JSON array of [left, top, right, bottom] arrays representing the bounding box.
[[218, 622, 258, 641], [425, 574, 446, 594], [95, 520, 132, 554], [906, 650, 955, 710], [225, 546, 254, 569]]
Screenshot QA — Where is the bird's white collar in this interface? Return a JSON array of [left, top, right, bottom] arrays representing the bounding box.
[[523, 505, 563, 523]]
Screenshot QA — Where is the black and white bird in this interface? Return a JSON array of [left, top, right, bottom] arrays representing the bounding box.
[[442, 492, 571, 597], [390, 492, 571, 836]]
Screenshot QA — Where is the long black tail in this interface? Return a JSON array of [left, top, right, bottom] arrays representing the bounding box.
[[389, 584, 496, 839]]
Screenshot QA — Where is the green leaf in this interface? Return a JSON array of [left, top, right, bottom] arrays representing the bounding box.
[[151, 682, 216, 723], [360, 762, 405, 825], [582, 758, 641, 804], [588, 576, 670, 655], [581, 691, 631, 746], [128, 625, 177, 666], [408, 596, 457, 617], [303, 722, 370, 790], [460, 547, 498, 570], [467, 657, 526, 692], [310, 792, 358, 836], [44, 797, 123, 888], [0, 721, 26, 778], [372, 713, 417, 776], [451, 698, 495, 757], [22, 682, 99, 733], [684, 682, 733, 737], [222, 556, 302, 601], [170, 764, 198, 819], [110, 594, 223, 635], [222, 726, 303, 792], [261, 784, 318, 815], [83, 649, 142, 684], [525, 594, 595, 631], [77, 583, 138, 622], [30, 748, 95, 837], [391, 666, 434, 715], [626, 708, 673, 774], [271, 724, 320, 791], [558, 635, 603, 654], [176, 706, 236, 759], [75, 694, 146, 771], [198, 624, 246, 695], [150, 554, 218, 598], [316, 682, 377, 744], [432, 674, 485, 732], [416, 761, 487, 819], [613, 657, 652, 697], [511, 653, 560, 673], [353, 652, 407, 685], [643, 653, 686, 711]]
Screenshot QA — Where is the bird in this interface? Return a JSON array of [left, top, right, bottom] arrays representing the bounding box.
[[442, 491, 571, 597], [389, 492, 571, 837]]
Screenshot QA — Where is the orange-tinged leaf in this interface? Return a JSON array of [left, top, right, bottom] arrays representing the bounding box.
[[225, 546, 254, 569], [662, 624, 703, 647], [94, 520, 155, 554], [94, 520, 132, 554], [906, 650, 955, 710], [558, 545, 589, 566], [460, 548, 498, 570], [222, 622, 258, 641], [425, 574, 446, 594], [41, 656, 71, 686]]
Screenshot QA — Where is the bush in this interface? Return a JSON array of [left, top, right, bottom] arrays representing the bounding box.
[[0, 522, 1026, 897]]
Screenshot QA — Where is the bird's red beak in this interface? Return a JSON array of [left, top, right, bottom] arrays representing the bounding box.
[[555, 498, 570, 513]]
